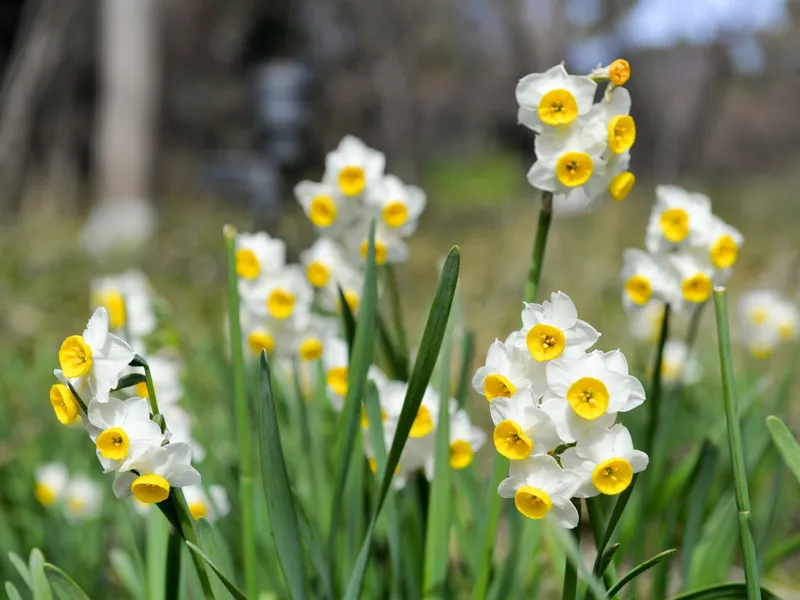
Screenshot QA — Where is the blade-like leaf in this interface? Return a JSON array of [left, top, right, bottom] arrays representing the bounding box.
[[343, 247, 461, 600], [591, 474, 638, 575], [545, 520, 606, 600], [604, 549, 677, 598], [766, 415, 800, 484], [195, 519, 237, 600], [337, 285, 357, 352], [186, 542, 248, 600], [112, 373, 147, 392], [109, 549, 146, 600], [165, 532, 182, 600], [377, 313, 408, 381], [669, 582, 780, 600], [258, 352, 309, 600], [43, 564, 90, 600], [5, 582, 23, 600], [454, 329, 475, 408], [29, 549, 52, 600], [146, 507, 169, 600], [294, 498, 335, 600], [8, 552, 31, 590], [472, 452, 508, 600], [681, 441, 719, 584]]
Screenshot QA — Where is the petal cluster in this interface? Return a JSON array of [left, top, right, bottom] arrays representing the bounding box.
[[737, 289, 799, 358]]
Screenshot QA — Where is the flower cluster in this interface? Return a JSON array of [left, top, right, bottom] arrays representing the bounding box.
[[738, 289, 799, 358], [34, 463, 102, 520], [474, 292, 648, 527], [517, 59, 636, 212], [621, 185, 744, 316]]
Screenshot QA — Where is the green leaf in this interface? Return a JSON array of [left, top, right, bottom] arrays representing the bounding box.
[[681, 441, 719, 584], [766, 415, 800, 484], [147, 506, 169, 600], [7, 552, 31, 590], [669, 582, 781, 599], [258, 352, 309, 600], [42, 564, 90, 600], [5, 581, 23, 600], [604, 549, 677, 598], [454, 329, 476, 408], [112, 373, 147, 392], [337, 285, 357, 352], [186, 542, 247, 600], [544, 520, 606, 600], [29, 549, 52, 600], [595, 543, 620, 581], [109, 549, 146, 600], [472, 453, 508, 600], [294, 498, 335, 600], [343, 246, 461, 600], [764, 531, 800, 571], [195, 520, 237, 600], [377, 313, 408, 381], [165, 532, 183, 600], [591, 474, 638, 575]]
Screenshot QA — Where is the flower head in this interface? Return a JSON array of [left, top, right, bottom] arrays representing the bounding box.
[[235, 232, 286, 281], [87, 396, 164, 472], [112, 442, 201, 504], [35, 462, 68, 506], [472, 335, 543, 401], [324, 135, 386, 197], [489, 389, 561, 460], [517, 64, 597, 133], [183, 484, 231, 522], [645, 185, 712, 253], [64, 475, 103, 520]]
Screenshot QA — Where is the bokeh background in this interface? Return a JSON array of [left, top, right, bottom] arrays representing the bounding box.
[[1, 0, 800, 596]]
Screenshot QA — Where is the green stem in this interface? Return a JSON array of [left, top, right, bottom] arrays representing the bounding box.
[[712, 288, 761, 600], [643, 303, 670, 458], [223, 225, 258, 599], [523, 192, 553, 303], [586, 498, 616, 594], [384, 264, 409, 368], [171, 489, 215, 599], [562, 501, 581, 600], [471, 453, 507, 600]]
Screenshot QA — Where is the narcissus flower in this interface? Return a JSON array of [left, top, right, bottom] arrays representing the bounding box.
[[660, 340, 701, 384], [64, 475, 103, 520], [87, 397, 164, 472], [489, 389, 561, 460], [322, 337, 350, 410], [291, 313, 338, 362], [366, 174, 427, 236], [241, 265, 312, 321], [541, 350, 644, 443], [295, 180, 350, 230], [667, 253, 714, 306], [645, 185, 712, 253], [235, 232, 286, 281], [591, 87, 636, 155], [560, 424, 648, 497], [497, 454, 581, 527], [300, 238, 348, 290], [700, 216, 744, 271], [91, 271, 156, 338], [324, 135, 386, 197], [183, 484, 231, 522], [589, 59, 631, 87], [129, 355, 183, 408], [349, 222, 409, 266], [423, 409, 486, 477], [737, 289, 799, 357], [112, 442, 200, 504], [35, 462, 68, 506], [620, 249, 678, 310], [472, 335, 541, 401], [49, 380, 80, 425], [516, 64, 597, 133], [627, 301, 666, 342], [57, 307, 134, 404]]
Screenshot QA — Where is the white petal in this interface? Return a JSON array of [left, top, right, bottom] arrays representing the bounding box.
[[629, 450, 650, 473], [549, 497, 580, 528], [85, 307, 109, 349], [546, 358, 578, 396], [567, 320, 600, 352], [526, 161, 555, 192], [112, 471, 136, 499], [497, 477, 521, 498], [547, 292, 577, 329]]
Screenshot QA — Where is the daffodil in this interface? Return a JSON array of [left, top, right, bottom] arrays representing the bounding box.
[[660, 340, 701, 384], [588, 59, 631, 87], [699, 216, 744, 271], [322, 337, 350, 410], [57, 307, 135, 404], [560, 424, 648, 497], [423, 409, 486, 478], [183, 484, 231, 522], [497, 454, 581, 526], [737, 289, 798, 357], [666, 253, 714, 307], [112, 442, 201, 504], [620, 249, 678, 310], [300, 237, 348, 290], [472, 335, 542, 401], [128, 354, 183, 408], [381, 381, 452, 440], [489, 389, 561, 460], [35, 462, 68, 506], [87, 397, 164, 472], [346, 221, 409, 266], [161, 404, 206, 463], [91, 271, 156, 340], [235, 232, 286, 282], [49, 375, 81, 425], [366, 174, 427, 236], [324, 135, 386, 197], [64, 475, 103, 520], [627, 301, 666, 342], [241, 265, 312, 322], [295, 179, 352, 231], [516, 64, 597, 133], [645, 185, 712, 253], [541, 350, 644, 443]]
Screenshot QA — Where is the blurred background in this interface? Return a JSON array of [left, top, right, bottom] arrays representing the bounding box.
[[2, 0, 800, 595]]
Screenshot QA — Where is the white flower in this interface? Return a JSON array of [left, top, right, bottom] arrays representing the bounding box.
[[661, 340, 701, 384], [64, 475, 103, 520], [291, 313, 339, 362], [774, 297, 799, 341], [697, 216, 744, 272], [516, 64, 597, 133], [322, 337, 350, 410], [161, 404, 205, 463], [235, 232, 286, 282], [489, 389, 561, 460], [35, 462, 69, 506], [49, 375, 81, 425], [57, 307, 135, 403], [627, 301, 666, 343], [343, 220, 409, 266], [526, 117, 607, 195], [240, 265, 313, 322], [666, 253, 714, 308], [620, 249, 679, 311], [131, 355, 183, 408], [591, 87, 636, 156], [91, 271, 156, 340], [366, 174, 426, 236], [645, 185, 713, 254], [497, 454, 581, 527], [87, 397, 164, 472], [472, 335, 543, 401], [324, 135, 386, 197], [183, 484, 231, 522], [295, 179, 354, 232], [300, 237, 349, 290], [554, 152, 634, 213], [423, 409, 486, 479], [380, 382, 452, 440], [541, 350, 645, 443], [560, 424, 648, 497], [737, 290, 798, 357], [112, 442, 201, 504]]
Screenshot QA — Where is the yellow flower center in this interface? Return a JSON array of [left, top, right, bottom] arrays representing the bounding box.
[[306, 261, 330, 288], [267, 289, 296, 320], [236, 249, 261, 280], [710, 234, 738, 269], [493, 420, 533, 460], [338, 166, 366, 196], [409, 405, 434, 438], [592, 457, 633, 495], [360, 405, 387, 429], [360, 240, 388, 265], [299, 338, 323, 361], [49, 384, 79, 425], [59, 335, 93, 379], [96, 427, 130, 461], [608, 115, 636, 154], [309, 195, 337, 227], [450, 440, 474, 469], [537, 89, 578, 126], [780, 322, 795, 341], [749, 344, 772, 359], [566, 377, 610, 420], [136, 381, 150, 398], [556, 152, 593, 187], [681, 274, 712, 303], [609, 171, 635, 201], [659, 208, 689, 242], [514, 486, 552, 520], [368, 457, 400, 476], [625, 275, 652, 305], [382, 201, 408, 227], [189, 501, 208, 520], [35, 483, 57, 506], [248, 332, 275, 355], [327, 366, 349, 396], [662, 360, 681, 381], [131, 474, 171, 504], [97, 290, 127, 329], [337, 289, 360, 314], [68, 498, 86, 513], [609, 59, 630, 86], [483, 374, 516, 401], [750, 308, 769, 325], [526, 324, 566, 362]]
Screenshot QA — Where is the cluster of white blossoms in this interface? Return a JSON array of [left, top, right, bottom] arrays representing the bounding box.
[[621, 185, 744, 317], [474, 292, 648, 527], [738, 289, 799, 358], [517, 59, 637, 212], [34, 463, 102, 520]]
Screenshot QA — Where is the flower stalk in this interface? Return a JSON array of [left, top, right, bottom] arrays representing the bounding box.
[[524, 192, 554, 303]]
